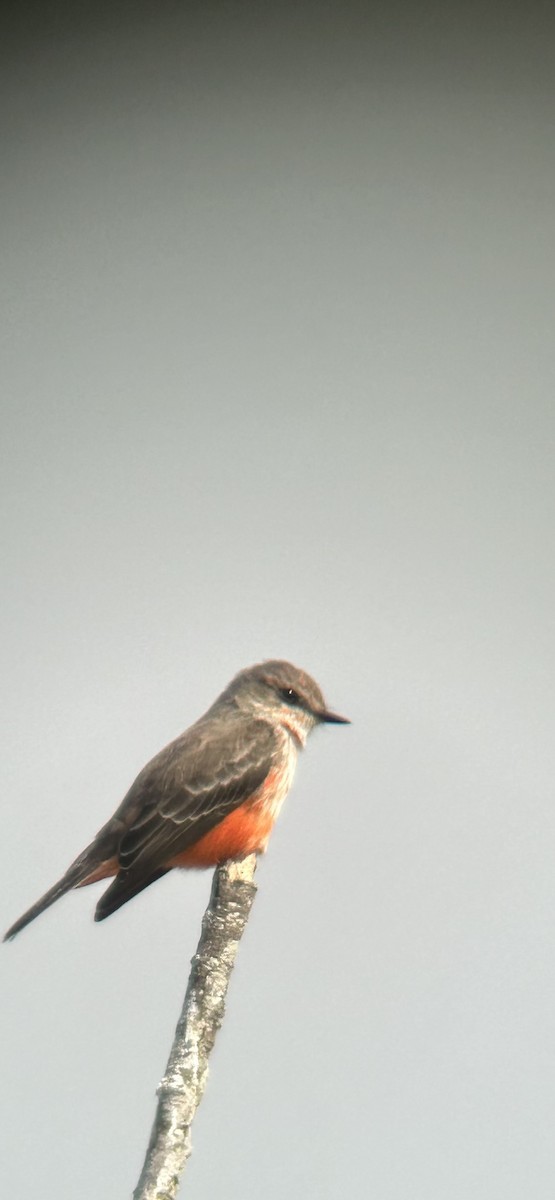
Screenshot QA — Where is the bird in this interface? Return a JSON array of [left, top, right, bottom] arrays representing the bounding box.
[[4, 660, 349, 940]]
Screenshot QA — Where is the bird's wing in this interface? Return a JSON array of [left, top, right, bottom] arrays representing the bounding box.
[[113, 713, 278, 876], [4, 713, 280, 938]]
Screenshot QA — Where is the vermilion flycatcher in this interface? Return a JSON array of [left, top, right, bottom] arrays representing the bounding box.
[[4, 660, 349, 940]]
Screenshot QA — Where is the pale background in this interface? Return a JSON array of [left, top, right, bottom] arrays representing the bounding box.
[[2, 3, 555, 1197]]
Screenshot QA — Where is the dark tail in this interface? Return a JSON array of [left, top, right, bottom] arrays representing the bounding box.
[[2, 831, 117, 943], [4, 864, 87, 940], [5, 853, 170, 939]]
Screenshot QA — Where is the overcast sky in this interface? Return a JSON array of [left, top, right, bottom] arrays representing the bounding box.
[[2, 3, 555, 1198]]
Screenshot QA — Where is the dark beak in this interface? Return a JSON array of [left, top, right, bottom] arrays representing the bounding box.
[[319, 708, 351, 725]]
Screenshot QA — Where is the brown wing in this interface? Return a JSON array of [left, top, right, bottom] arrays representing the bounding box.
[[93, 713, 277, 920]]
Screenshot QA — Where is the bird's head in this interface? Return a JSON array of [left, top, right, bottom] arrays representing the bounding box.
[[226, 660, 350, 746]]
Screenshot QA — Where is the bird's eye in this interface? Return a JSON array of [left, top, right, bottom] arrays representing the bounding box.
[[280, 687, 300, 706]]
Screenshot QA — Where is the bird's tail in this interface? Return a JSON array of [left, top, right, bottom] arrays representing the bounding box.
[[4, 847, 108, 941]]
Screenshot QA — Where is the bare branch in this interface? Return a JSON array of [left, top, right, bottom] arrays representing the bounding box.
[[133, 855, 258, 1200]]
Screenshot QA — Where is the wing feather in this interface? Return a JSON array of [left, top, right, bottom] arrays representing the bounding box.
[[114, 714, 277, 875]]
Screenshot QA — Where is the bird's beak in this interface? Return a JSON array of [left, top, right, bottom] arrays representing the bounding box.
[[319, 708, 351, 725]]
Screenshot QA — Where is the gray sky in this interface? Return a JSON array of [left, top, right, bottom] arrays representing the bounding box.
[[2, 4, 555, 1197]]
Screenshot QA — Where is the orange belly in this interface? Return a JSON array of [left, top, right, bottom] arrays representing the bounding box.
[[77, 798, 277, 885], [79, 760, 292, 883], [167, 799, 274, 869]]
